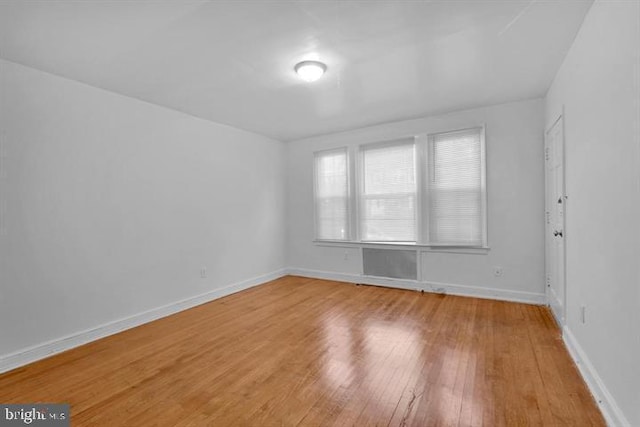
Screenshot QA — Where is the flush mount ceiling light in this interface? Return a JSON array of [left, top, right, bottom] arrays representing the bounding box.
[[294, 60, 327, 82]]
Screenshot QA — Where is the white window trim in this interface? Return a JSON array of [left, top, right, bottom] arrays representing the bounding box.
[[313, 147, 351, 241], [313, 239, 490, 254], [312, 125, 488, 252], [357, 137, 417, 243], [424, 125, 488, 247], [416, 134, 426, 247]]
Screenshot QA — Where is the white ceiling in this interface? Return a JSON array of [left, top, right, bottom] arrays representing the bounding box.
[[0, 1, 593, 141]]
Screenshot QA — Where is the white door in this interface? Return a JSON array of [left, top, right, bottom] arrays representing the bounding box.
[[545, 116, 566, 325]]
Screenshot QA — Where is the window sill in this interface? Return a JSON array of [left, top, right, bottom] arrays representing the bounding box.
[[313, 240, 490, 254]]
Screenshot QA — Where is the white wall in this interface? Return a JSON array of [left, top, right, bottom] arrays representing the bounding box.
[[545, 1, 640, 425], [286, 98, 545, 302], [0, 59, 286, 360]]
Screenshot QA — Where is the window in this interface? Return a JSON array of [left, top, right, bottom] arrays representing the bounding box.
[[426, 128, 486, 246], [314, 148, 349, 240], [360, 140, 416, 242], [313, 126, 486, 247]]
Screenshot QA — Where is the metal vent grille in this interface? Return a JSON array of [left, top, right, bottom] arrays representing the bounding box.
[[362, 248, 417, 280]]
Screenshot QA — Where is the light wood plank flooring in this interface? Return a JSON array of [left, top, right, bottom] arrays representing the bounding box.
[[0, 276, 605, 426]]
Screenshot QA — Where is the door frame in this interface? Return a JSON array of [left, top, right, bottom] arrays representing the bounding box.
[[544, 112, 567, 326]]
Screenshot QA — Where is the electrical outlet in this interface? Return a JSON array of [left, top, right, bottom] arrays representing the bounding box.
[[344, 251, 349, 261], [200, 267, 207, 279], [493, 266, 503, 277]]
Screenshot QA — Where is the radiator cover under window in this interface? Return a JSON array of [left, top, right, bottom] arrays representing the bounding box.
[[362, 248, 417, 280]]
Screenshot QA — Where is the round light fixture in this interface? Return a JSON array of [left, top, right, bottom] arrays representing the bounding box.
[[294, 60, 327, 82]]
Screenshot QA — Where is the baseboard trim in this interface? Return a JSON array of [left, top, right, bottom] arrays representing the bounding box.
[[0, 268, 287, 374], [286, 267, 546, 305], [548, 288, 564, 326], [563, 326, 630, 427], [5, 268, 623, 425]]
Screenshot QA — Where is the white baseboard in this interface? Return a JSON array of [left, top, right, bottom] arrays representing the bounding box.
[[563, 326, 630, 427], [5, 269, 625, 426], [286, 267, 546, 305], [0, 268, 287, 374], [548, 288, 564, 326]]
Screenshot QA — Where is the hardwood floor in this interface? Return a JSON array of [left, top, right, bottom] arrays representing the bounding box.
[[0, 276, 605, 426]]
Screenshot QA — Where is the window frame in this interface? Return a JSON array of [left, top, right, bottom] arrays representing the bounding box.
[[423, 126, 488, 248], [312, 125, 488, 250], [357, 137, 418, 244], [312, 147, 351, 242]]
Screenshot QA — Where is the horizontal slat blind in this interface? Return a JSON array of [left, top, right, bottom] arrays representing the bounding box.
[[361, 140, 416, 242], [427, 128, 485, 246], [314, 148, 349, 240]]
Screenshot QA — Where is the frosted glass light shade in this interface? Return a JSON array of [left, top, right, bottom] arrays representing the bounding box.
[[295, 60, 326, 82]]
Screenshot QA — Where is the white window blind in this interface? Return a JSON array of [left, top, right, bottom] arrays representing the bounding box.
[[427, 128, 486, 246], [360, 140, 416, 242], [314, 148, 349, 240]]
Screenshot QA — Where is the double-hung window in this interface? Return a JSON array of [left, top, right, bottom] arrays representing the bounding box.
[[426, 128, 486, 246], [313, 126, 486, 247], [359, 139, 416, 243], [313, 148, 350, 241]]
